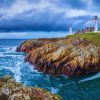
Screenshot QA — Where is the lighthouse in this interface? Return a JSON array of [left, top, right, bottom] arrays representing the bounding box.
[[68, 24, 73, 35], [94, 16, 98, 32]]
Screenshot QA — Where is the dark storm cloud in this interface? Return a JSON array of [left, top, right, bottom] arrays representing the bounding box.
[[0, 0, 15, 8], [0, 10, 67, 31], [0, 0, 99, 32], [57, 0, 87, 9], [93, 0, 100, 6]]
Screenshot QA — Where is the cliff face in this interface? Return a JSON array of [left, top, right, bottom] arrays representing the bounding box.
[[17, 33, 100, 77], [0, 76, 61, 100]]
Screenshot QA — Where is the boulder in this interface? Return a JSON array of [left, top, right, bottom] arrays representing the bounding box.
[[17, 36, 100, 77], [0, 75, 61, 100]]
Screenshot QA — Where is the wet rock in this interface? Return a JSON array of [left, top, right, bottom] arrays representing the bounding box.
[[0, 75, 61, 100], [17, 36, 100, 77]]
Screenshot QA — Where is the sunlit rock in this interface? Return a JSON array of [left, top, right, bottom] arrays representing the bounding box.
[[17, 33, 100, 77]]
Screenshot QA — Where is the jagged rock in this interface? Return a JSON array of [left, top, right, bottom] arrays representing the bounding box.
[[0, 75, 61, 100], [17, 33, 100, 77]]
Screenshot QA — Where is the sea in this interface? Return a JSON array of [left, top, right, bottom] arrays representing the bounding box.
[[0, 39, 100, 100]]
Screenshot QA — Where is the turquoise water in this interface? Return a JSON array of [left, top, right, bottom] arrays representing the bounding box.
[[0, 39, 100, 100]]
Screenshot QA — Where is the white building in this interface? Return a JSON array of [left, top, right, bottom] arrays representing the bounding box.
[[68, 24, 73, 35], [94, 16, 99, 32]]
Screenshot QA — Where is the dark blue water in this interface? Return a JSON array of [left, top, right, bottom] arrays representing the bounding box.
[[0, 39, 100, 100]]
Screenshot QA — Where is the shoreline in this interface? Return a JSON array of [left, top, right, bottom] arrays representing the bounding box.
[[17, 32, 100, 77], [0, 75, 61, 100]]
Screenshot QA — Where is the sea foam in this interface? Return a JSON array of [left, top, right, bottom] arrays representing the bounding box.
[[79, 73, 100, 83]]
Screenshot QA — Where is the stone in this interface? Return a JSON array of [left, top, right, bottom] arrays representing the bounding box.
[[0, 76, 61, 100], [17, 35, 100, 77]]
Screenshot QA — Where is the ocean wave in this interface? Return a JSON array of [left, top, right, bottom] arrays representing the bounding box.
[[79, 73, 100, 83], [14, 62, 22, 82], [0, 46, 16, 50], [0, 46, 16, 53], [0, 53, 23, 58], [0, 54, 4, 57], [0, 61, 22, 82]]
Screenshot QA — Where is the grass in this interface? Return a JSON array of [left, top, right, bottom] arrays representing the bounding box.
[[67, 32, 100, 46]]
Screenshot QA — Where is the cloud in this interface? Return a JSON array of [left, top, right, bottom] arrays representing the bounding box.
[[0, 0, 99, 32], [0, 0, 15, 8], [0, 31, 67, 39]]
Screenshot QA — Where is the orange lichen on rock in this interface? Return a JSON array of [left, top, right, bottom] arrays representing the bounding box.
[[17, 34, 100, 77]]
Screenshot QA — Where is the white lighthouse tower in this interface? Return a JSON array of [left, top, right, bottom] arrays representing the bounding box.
[[94, 16, 98, 32], [68, 24, 73, 35]]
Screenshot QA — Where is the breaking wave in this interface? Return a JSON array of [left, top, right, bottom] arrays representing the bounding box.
[[79, 73, 100, 83], [0, 44, 100, 100]]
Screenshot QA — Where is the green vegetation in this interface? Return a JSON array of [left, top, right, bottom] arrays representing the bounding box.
[[67, 32, 100, 46]]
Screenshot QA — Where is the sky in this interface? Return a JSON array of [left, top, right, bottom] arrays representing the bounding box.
[[0, 0, 100, 38]]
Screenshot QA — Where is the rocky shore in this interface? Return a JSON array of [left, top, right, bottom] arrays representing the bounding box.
[[0, 75, 61, 100], [17, 32, 100, 77]]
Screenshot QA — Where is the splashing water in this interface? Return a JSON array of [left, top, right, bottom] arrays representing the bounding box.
[[0, 39, 100, 100], [79, 73, 100, 83]]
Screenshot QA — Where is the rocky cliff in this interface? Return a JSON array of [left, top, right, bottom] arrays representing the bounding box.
[[0, 75, 61, 100], [17, 32, 100, 77]]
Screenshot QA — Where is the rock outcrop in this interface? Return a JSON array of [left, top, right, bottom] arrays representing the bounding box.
[[0, 75, 61, 100], [17, 33, 100, 77]]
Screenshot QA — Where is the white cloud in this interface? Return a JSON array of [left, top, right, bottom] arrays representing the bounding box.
[[0, 0, 100, 20], [0, 31, 67, 39], [0, 0, 34, 19], [0, 0, 100, 33]]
